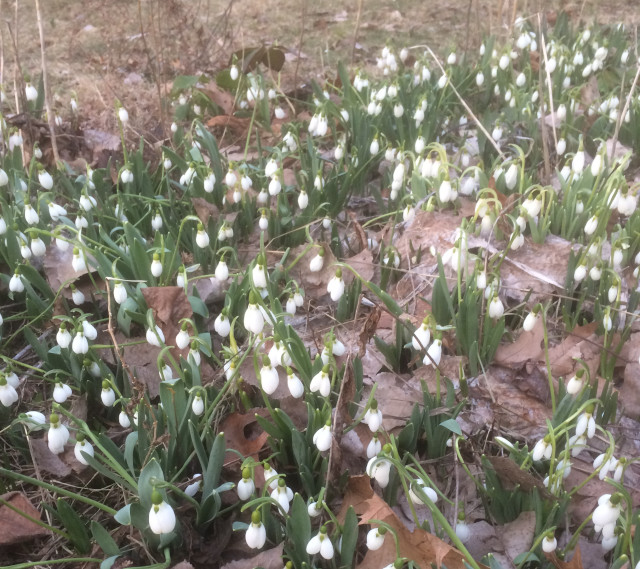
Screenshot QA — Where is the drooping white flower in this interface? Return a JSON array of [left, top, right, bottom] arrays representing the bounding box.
[[146, 325, 165, 347], [244, 294, 265, 335], [72, 248, 86, 273], [24, 204, 39, 225], [191, 394, 204, 416], [74, 434, 94, 465], [313, 423, 332, 452], [57, 324, 72, 349], [252, 259, 268, 288], [245, 511, 267, 549], [310, 250, 325, 272], [214, 312, 231, 337], [306, 527, 334, 559], [366, 527, 386, 551], [409, 478, 438, 505], [366, 455, 392, 487], [310, 366, 331, 397], [72, 331, 89, 355], [82, 320, 97, 340], [101, 381, 116, 406], [53, 382, 73, 403], [423, 338, 442, 367], [260, 357, 279, 395], [150, 254, 163, 278], [113, 281, 127, 304], [286, 368, 304, 398], [148, 490, 176, 535], [0, 376, 19, 407], [532, 436, 553, 461], [327, 269, 345, 301], [48, 414, 70, 454], [363, 402, 383, 432], [576, 407, 596, 439], [489, 296, 505, 319]]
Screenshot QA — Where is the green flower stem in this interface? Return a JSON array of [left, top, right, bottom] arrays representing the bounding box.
[[3, 558, 103, 569], [162, 215, 201, 286], [368, 519, 401, 559], [0, 496, 69, 538], [0, 468, 117, 515]]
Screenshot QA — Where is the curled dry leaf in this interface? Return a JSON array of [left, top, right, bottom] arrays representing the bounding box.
[[220, 543, 284, 569], [220, 410, 269, 468], [494, 317, 544, 368], [0, 492, 51, 545], [337, 475, 482, 569]]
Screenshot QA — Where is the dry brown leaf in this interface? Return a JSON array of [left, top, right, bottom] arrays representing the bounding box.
[[206, 115, 250, 136], [191, 197, 220, 224], [545, 546, 583, 569], [0, 492, 51, 545], [546, 322, 599, 377], [344, 248, 375, 283], [31, 438, 72, 478], [338, 475, 480, 569], [221, 411, 269, 467], [500, 511, 537, 562], [495, 318, 544, 368], [220, 543, 284, 569], [485, 457, 555, 500], [359, 305, 381, 357], [201, 83, 236, 115]]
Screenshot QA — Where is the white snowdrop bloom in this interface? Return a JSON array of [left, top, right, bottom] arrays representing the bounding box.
[[244, 299, 265, 335], [576, 407, 596, 439], [310, 366, 331, 397], [415, 136, 426, 155], [498, 53, 510, 70], [546, 57, 557, 73], [593, 494, 622, 528], [366, 435, 382, 459], [120, 168, 133, 184], [566, 370, 585, 395], [151, 255, 163, 278], [79, 194, 97, 212], [146, 325, 165, 347], [511, 232, 525, 250], [268, 175, 282, 196], [57, 325, 72, 349], [101, 382, 116, 407], [151, 213, 163, 231], [191, 394, 204, 416], [260, 356, 280, 395], [213, 312, 230, 337], [82, 320, 97, 340], [439, 180, 454, 203], [437, 74, 448, 89], [0, 377, 19, 407], [366, 455, 392, 487], [366, 528, 386, 551], [24, 204, 39, 225], [475, 71, 485, 87], [523, 310, 539, 332], [245, 512, 267, 549], [412, 320, 431, 350], [413, 107, 425, 126], [492, 125, 503, 142], [268, 340, 291, 368], [236, 470, 255, 501], [423, 338, 442, 366], [263, 463, 279, 490], [184, 474, 202, 497], [19, 241, 31, 260], [322, 216, 332, 229], [532, 436, 553, 461], [574, 264, 587, 283], [618, 193, 637, 216], [74, 436, 94, 465], [556, 103, 567, 122], [286, 297, 297, 315], [175, 326, 191, 350], [584, 215, 598, 235], [0, 168, 7, 186], [556, 138, 567, 155], [24, 411, 46, 428], [38, 170, 54, 190], [327, 270, 345, 302], [72, 332, 89, 354], [113, 281, 127, 304], [31, 237, 46, 257], [53, 382, 73, 403], [572, 150, 585, 174], [504, 164, 518, 190], [202, 171, 216, 193], [252, 261, 268, 289], [393, 103, 404, 117], [591, 154, 604, 176], [25, 82, 38, 101], [196, 226, 210, 248], [286, 369, 304, 398], [188, 346, 201, 367], [602, 311, 613, 332], [213, 259, 229, 281], [307, 528, 334, 559], [409, 478, 438, 505], [47, 414, 70, 454], [118, 107, 129, 123], [489, 296, 504, 319], [313, 424, 332, 452], [9, 132, 24, 151], [4, 372, 19, 388], [542, 535, 557, 553], [118, 411, 131, 428], [148, 492, 176, 535], [363, 405, 383, 432], [455, 520, 471, 543], [370, 137, 380, 155]]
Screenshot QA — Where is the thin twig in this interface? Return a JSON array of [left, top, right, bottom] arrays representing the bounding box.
[[351, 0, 364, 65], [292, 0, 307, 91], [34, 0, 60, 163], [610, 63, 640, 159], [417, 44, 506, 159]]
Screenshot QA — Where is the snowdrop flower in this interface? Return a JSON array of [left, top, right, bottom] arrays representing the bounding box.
[[286, 296, 297, 315], [118, 410, 131, 428], [74, 433, 94, 465], [532, 435, 553, 461], [576, 406, 596, 438], [0, 375, 19, 407], [4, 371, 19, 388], [246, 511, 267, 549], [38, 169, 54, 190], [370, 137, 380, 155], [236, 468, 255, 501], [151, 212, 163, 231], [214, 310, 231, 337], [307, 527, 334, 559], [542, 534, 557, 553], [260, 357, 279, 395], [476, 71, 485, 87], [268, 338, 291, 367], [0, 168, 7, 186], [70, 285, 84, 305], [195, 224, 210, 248], [150, 254, 163, 278], [409, 478, 438, 505], [148, 489, 176, 535], [504, 164, 518, 190], [523, 308, 539, 332], [602, 309, 613, 332], [101, 381, 116, 406], [53, 382, 73, 403], [568, 433, 588, 457], [56, 324, 72, 349], [366, 453, 392, 487], [566, 369, 585, 395], [438, 179, 454, 203], [70, 248, 85, 273], [203, 171, 216, 193], [176, 266, 187, 288], [366, 527, 387, 551], [113, 281, 127, 304], [423, 338, 442, 367], [455, 515, 471, 543], [244, 292, 265, 335], [192, 394, 204, 416], [310, 249, 325, 272], [489, 295, 504, 319], [268, 174, 282, 196], [310, 365, 331, 397], [572, 149, 585, 175], [48, 413, 70, 454], [593, 493, 622, 528], [24, 204, 39, 225], [286, 368, 304, 398], [252, 257, 268, 288], [492, 125, 503, 142], [120, 168, 133, 184], [118, 106, 129, 123], [499, 53, 510, 70], [188, 343, 201, 367], [574, 264, 587, 283], [25, 82, 38, 101], [412, 318, 431, 350], [313, 422, 332, 452], [363, 401, 383, 432], [82, 320, 97, 341], [79, 194, 97, 212], [263, 463, 279, 491], [185, 474, 202, 497], [72, 331, 89, 355], [367, 434, 382, 459], [327, 269, 345, 301], [308, 500, 323, 517], [146, 325, 165, 347]]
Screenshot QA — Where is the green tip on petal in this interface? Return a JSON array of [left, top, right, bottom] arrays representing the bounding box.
[[251, 510, 261, 524], [151, 489, 163, 505], [49, 413, 59, 424], [242, 467, 251, 480], [102, 380, 111, 389]]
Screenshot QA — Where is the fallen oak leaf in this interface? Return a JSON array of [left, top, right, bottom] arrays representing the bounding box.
[[221, 410, 269, 468], [545, 546, 583, 569], [0, 492, 51, 545]]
